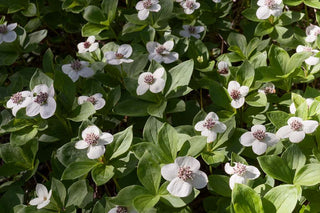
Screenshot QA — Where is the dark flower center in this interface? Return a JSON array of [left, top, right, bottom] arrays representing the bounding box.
[[34, 92, 48, 105], [71, 60, 82, 71], [264, 87, 275, 94], [85, 133, 99, 145], [290, 120, 303, 131], [83, 41, 91, 49], [186, 1, 194, 9], [156, 45, 166, 55], [115, 53, 124, 59], [253, 130, 266, 141], [0, 25, 7, 33], [144, 74, 155, 85], [218, 68, 229, 75], [143, 0, 152, 8], [86, 96, 96, 104], [265, 0, 276, 8], [178, 166, 193, 181], [203, 118, 215, 130], [11, 92, 24, 104], [233, 163, 246, 176], [188, 26, 196, 34], [230, 90, 241, 100]]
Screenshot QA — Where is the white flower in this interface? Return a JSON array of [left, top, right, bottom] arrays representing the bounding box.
[[289, 98, 314, 114], [296, 45, 319, 66], [108, 206, 137, 213], [227, 81, 249, 109], [147, 41, 179, 64], [258, 82, 276, 94], [135, 0, 161, 20], [78, 93, 106, 110], [305, 25, 320, 43], [224, 162, 260, 190], [6, 91, 32, 116], [136, 67, 166, 95], [217, 61, 230, 76], [26, 84, 56, 119], [194, 112, 227, 143], [77, 36, 99, 53], [161, 156, 208, 197], [240, 125, 279, 155], [181, 0, 200, 14], [256, 0, 283, 20], [29, 184, 52, 209], [212, 0, 221, 3], [0, 23, 17, 44], [276, 117, 318, 143], [104, 44, 134, 65], [179, 25, 204, 39], [75, 125, 113, 159], [62, 60, 94, 82]]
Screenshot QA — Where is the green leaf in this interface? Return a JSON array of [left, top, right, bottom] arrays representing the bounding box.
[[10, 127, 38, 146], [293, 164, 320, 186], [143, 116, 163, 143], [67, 102, 96, 122], [147, 101, 167, 118], [42, 48, 55, 73], [304, 0, 320, 9], [62, 161, 99, 180], [91, 164, 114, 186], [66, 180, 89, 207], [56, 141, 88, 167], [208, 175, 231, 197], [131, 142, 169, 163], [29, 69, 53, 89], [267, 111, 291, 129], [101, 0, 118, 22], [114, 96, 149, 116], [108, 126, 133, 160], [133, 194, 160, 212], [158, 123, 178, 161], [207, 80, 233, 111], [258, 156, 293, 183], [81, 23, 107, 37], [179, 136, 207, 157], [268, 44, 289, 75], [242, 8, 262, 22], [236, 60, 255, 87], [254, 22, 274, 36], [51, 178, 66, 208], [0, 42, 19, 66], [227, 33, 247, 56], [286, 51, 312, 74], [277, 11, 304, 26], [246, 92, 267, 107], [21, 3, 37, 17], [281, 144, 306, 170], [110, 185, 149, 206], [24, 30, 47, 51], [187, 39, 209, 69], [83, 6, 106, 24], [283, 0, 303, 6], [54, 69, 76, 110], [232, 184, 264, 213]]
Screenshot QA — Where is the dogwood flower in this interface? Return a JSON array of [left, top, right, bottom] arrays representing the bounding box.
[[77, 36, 99, 53], [29, 184, 52, 209], [227, 81, 249, 109], [108, 206, 137, 213], [296, 45, 319, 65], [78, 93, 106, 110], [26, 84, 56, 119], [6, 91, 32, 116], [62, 60, 94, 82], [194, 112, 227, 143], [104, 44, 134, 65], [256, 0, 283, 20], [181, 0, 200, 14], [224, 162, 260, 190], [161, 156, 208, 197], [0, 23, 17, 44], [276, 117, 318, 143], [147, 41, 179, 64], [290, 98, 314, 114], [305, 25, 320, 43], [179, 25, 204, 39], [75, 125, 113, 159], [258, 82, 276, 94], [135, 0, 161, 20], [136, 67, 166, 95], [240, 125, 279, 155], [217, 61, 230, 76]]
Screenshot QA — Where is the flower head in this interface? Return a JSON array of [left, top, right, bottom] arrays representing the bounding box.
[[136, 67, 166, 95], [240, 125, 279, 155], [135, 0, 161, 20], [224, 162, 260, 189], [305, 25, 320, 43], [147, 41, 179, 64], [0, 23, 17, 44], [227, 81, 249, 109], [289, 98, 314, 114], [105, 44, 134, 65], [62, 60, 94, 82], [6, 91, 32, 116], [296, 45, 319, 65], [276, 117, 318, 143], [75, 125, 113, 159], [258, 82, 276, 94], [179, 25, 204, 39], [29, 184, 52, 209], [217, 61, 230, 76], [108, 206, 137, 213], [26, 84, 56, 119], [194, 112, 227, 143], [77, 36, 99, 53], [256, 0, 283, 20], [181, 0, 200, 14], [161, 156, 208, 197], [78, 93, 106, 110]]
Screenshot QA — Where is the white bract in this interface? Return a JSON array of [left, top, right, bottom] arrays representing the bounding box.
[[6, 91, 32, 116], [62, 60, 94, 82], [77, 36, 99, 53], [240, 125, 279, 155], [147, 41, 179, 64], [227, 81, 249, 109], [289, 98, 314, 114], [276, 117, 318, 143], [136, 67, 166, 95], [0, 23, 17, 44], [26, 84, 56, 119], [194, 112, 227, 143], [181, 0, 200, 14], [135, 0, 161, 20], [29, 184, 52, 209], [104, 44, 134, 65], [256, 0, 283, 20], [217, 61, 230, 76], [296, 45, 319, 65], [75, 125, 113, 159], [78, 93, 106, 110], [258, 82, 276, 94], [212, 0, 221, 2], [179, 25, 204, 39], [224, 162, 260, 190], [161, 156, 208, 197], [305, 25, 320, 43], [108, 206, 137, 213]]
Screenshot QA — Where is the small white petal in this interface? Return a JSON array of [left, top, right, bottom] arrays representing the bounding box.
[[276, 126, 292, 139], [239, 86, 249, 97], [146, 41, 158, 53], [239, 132, 255, 146], [33, 84, 49, 94], [163, 41, 174, 51], [161, 163, 179, 181], [120, 58, 134, 64], [218, 61, 228, 70], [108, 208, 118, 213], [231, 98, 245, 109], [167, 177, 193, 197], [289, 103, 296, 114], [252, 141, 268, 155], [296, 45, 305, 53], [87, 36, 95, 43], [29, 198, 43, 206], [37, 199, 50, 209], [205, 112, 219, 121], [289, 131, 305, 143], [62, 64, 72, 74], [251, 125, 266, 132], [180, 30, 190, 38], [288, 117, 303, 126], [191, 171, 208, 189], [36, 184, 48, 198], [206, 131, 217, 143], [6, 99, 14, 108], [163, 52, 179, 64], [229, 174, 246, 190], [67, 70, 79, 82], [256, 6, 271, 19], [195, 121, 205, 131], [244, 166, 260, 179], [77, 43, 86, 53], [3, 31, 17, 43], [302, 120, 318, 134], [39, 97, 56, 119], [305, 56, 319, 65], [138, 9, 149, 20], [75, 140, 89, 149], [149, 79, 165, 93], [224, 163, 234, 175], [105, 51, 116, 60], [7, 23, 17, 31], [79, 67, 94, 78], [99, 133, 113, 145], [136, 1, 145, 10], [87, 145, 105, 159], [26, 102, 40, 117], [149, 3, 161, 12], [175, 156, 200, 171], [153, 67, 165, 78], [136, 84, 149, 95], [78, 96, 89, 105], [82, 126, 100, 140], [94, 98, 105, 110], [262, 133, 279, 146], [118, 44, 133, 58], [228, 81, 240, 93], [212, 121, 226, 133]]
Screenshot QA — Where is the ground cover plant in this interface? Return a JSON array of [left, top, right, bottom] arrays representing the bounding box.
[[1, 0, 320, 212]]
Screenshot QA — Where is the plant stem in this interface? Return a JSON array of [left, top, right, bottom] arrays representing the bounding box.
[[113, 178, 121, 191]]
